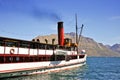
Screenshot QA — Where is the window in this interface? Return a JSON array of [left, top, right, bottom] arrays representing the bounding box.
[[0, 40, 4, 46], [5, 41, 18, 47], [0, 56, 4, 63], [20, 42, 29, 48]]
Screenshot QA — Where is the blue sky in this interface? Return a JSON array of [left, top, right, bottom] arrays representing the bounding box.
[[0, 0, 120, 45]]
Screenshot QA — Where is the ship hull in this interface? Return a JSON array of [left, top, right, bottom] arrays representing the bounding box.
[[0, 54, 87, 78]]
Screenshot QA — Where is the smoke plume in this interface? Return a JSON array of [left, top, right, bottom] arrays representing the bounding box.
[[32, 8, 61, 21], [0, 0, 61, 22]]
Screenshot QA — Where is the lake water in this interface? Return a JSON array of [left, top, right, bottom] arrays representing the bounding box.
[[2, 57, 120, 80]]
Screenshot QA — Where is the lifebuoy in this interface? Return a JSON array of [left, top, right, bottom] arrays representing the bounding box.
[[10, 49, 15, 54]]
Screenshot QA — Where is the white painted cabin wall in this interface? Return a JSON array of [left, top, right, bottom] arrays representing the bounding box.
[[0, 46, 4, 54], [0, 46, 77, 55], [19, 48, 28, 54]]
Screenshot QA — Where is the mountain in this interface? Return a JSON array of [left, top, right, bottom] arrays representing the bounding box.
[[33, 32, 120, 57], [109, 44, 120, 53], [105, 45, 111, 49]]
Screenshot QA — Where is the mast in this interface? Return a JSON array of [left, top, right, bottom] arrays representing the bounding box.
[[75, 14, 78, 45], [75, 14, 79, 55], [75, 14, 84, 56]]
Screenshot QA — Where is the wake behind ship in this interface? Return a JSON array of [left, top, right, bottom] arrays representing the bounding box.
[[0, 21, 87, 78]]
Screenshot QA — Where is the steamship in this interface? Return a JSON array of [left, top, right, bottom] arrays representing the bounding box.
[[0, 22, 87, 78]]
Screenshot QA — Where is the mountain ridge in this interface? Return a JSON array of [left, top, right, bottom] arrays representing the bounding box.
[[106, 44, 120, 53]]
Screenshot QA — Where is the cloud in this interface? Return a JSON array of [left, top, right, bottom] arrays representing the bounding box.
[[109, 16, 120, 20]]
